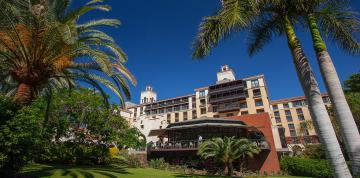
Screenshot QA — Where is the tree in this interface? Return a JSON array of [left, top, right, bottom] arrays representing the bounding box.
[[0, 0, 136, 105], [192, 0, 351, 176], [296, 1, 360, 173], [237, 139, 261, 173], [344, 73, 360, 93], [198, 137, 260, 176]]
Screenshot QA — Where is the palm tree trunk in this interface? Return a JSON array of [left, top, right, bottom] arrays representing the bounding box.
[[224, 163, 229, 176], [14, 83, 34, 104], [283, 15, 352, 178], [307, 13, 360, 175]]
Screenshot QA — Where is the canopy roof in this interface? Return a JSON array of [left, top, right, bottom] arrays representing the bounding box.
[[148, 117, 257, 137]]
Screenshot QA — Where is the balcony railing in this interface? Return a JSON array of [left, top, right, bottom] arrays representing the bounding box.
[[149, 139, 269, 151], [209, 93, 246, 103]]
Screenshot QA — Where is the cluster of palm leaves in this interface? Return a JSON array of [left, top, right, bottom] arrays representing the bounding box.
[[198, 137, 260, 176], [193, 0, 359, 177], [0, 0, 136, 106]]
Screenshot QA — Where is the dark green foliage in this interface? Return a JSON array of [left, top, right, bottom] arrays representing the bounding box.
[[344, 73, 360, 93], [281, 157, 333, 178], [302, 144, 326, 159], [0, 89, 142, 176], [0, 98, 44, 175]]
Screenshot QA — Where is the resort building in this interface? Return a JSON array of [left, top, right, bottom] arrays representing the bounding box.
[[122, 65, 287, 151], [120, 64, 332, 155]]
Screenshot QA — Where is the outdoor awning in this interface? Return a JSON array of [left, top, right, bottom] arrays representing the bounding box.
[[148, 117, 260, 137]]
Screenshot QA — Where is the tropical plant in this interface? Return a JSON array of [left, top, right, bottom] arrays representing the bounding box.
[[192, 0, 351, 177], [237, 138, 261, 172], [0, 0, 136, 105], [295, 0, 360, 173], [197, 137, 260, 176]]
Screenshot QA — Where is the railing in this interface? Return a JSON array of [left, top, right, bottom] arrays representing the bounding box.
[[209, 93, 246, 103], [149, 139, 270, 151]]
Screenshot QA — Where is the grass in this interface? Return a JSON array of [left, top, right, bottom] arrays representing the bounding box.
[[20, 163, 311, 178]]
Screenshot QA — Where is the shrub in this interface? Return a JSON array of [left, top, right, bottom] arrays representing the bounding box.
[[126, 154, 142, 168], [149, 158, 170, 170], [281, 156, 332, 178]]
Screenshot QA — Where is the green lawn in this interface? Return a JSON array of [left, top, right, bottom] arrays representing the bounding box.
[[20, 164, 311, 178]]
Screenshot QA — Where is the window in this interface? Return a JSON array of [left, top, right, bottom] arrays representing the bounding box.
[[241, 111, 248, 115], [285, 110, 292, 122], [199, 90, 206, 97], [291, 137, 299, 144], [175, 113, 179, 122], [251, 79, 259, 88], [253, 89, 261, 97], [283, 103, 290, 108], [255, 99, 263, 106], [141, 125, 144, 129], [200, 99, 206, 106], [290, 130, 297, 137], [296, 108, 303, 115], [192, 110, 197, 119], [239, 102, 247, 109], [160, 126, 162, 129], [226, 113, 234, 117], [292, 100, 303, 107], [200, 108, 206, 115], [298, 115, 305, 121], [274, 111, 281, 123], [256, 109, 265, 113], [212, 106, 218, 112], [322, 96, 330, 103], [288, 123, 295, 130], [285, 110, 291, 115], [214, 115, 220, 118], [272, 105, 278, 110], [174, 106, 180, 111], [183, 112, 188, 121], [167, 107, 173, 112]]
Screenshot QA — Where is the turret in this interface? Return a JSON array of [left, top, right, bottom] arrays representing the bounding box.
[[216, 65, 236, 84], [140, 86, 157, 104]]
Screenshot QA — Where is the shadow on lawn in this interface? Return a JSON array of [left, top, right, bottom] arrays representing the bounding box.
[[19, 164, 131, 178], [174, 174, 229, 178]]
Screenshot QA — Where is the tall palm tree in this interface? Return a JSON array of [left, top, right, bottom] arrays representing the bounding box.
[[296, 0, 360, 174], [192, 0, 351, 177], [0, 0, 136, 106], [198, 137, 260, 176]]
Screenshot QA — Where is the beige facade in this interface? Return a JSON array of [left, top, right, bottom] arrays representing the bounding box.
[[270, 95, 331, 144], [124, 66, 272, 128]]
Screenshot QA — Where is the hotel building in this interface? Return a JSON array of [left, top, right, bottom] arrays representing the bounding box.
[[121, 65, 330, 149]]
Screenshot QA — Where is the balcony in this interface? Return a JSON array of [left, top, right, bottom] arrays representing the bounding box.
[[215, 104, 240, 112], [209, 93, 246, 104], [208, 80, 244, 95], [149, 139, 270, 152]]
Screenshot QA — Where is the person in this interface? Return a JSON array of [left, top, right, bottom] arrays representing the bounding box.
[[198, 135, 203, 144]]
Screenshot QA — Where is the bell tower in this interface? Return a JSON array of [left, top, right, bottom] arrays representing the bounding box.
[[140, 86, 157, 104], [217, 65, 236, 83]]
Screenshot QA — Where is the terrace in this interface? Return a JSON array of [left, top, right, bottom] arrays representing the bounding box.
[[148, 118, 270, 152]]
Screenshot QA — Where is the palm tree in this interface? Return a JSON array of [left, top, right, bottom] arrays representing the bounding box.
[[296, 0, 360, 174], [197, 137, 260, 176], [237, 139, 261, 173], [0, 0, 136, 106], [192, 0, 351, 177]]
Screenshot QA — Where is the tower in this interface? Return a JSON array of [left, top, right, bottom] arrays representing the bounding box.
[[216, 65, 236, 83], [140, 86, 157, 104]]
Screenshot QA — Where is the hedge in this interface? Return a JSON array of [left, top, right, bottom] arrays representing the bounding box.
[[281, 157, 333, 178]]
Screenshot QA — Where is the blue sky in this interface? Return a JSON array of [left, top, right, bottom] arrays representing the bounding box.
[[75, 0, 360, 104]]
